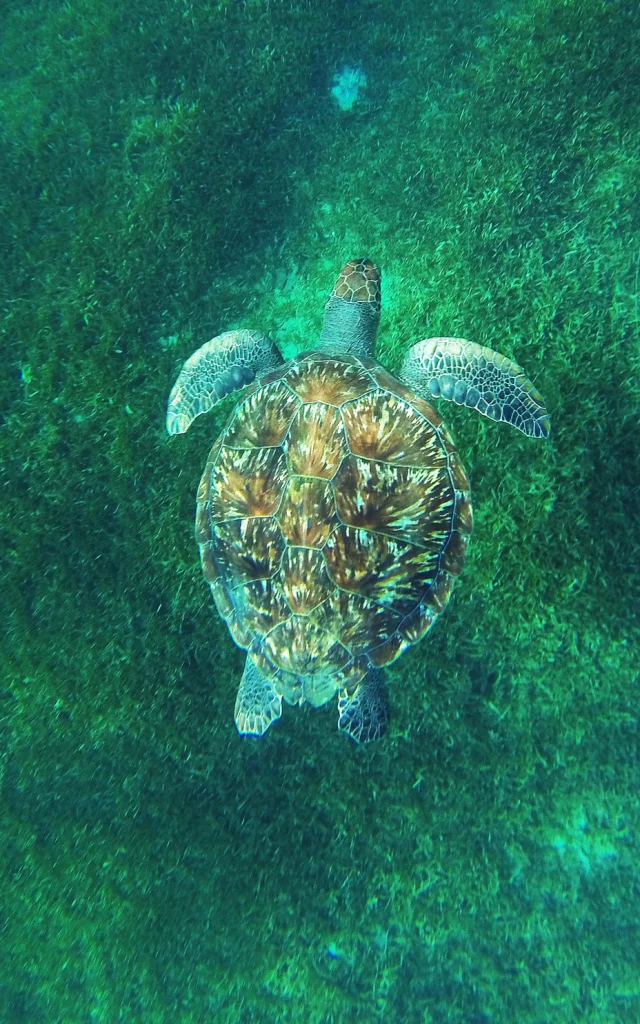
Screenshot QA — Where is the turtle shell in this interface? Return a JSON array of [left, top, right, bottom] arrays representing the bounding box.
[[196, 352, 473, 708]]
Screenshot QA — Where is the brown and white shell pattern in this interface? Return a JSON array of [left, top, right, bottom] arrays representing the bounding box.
[[196, 352, 473, 708]]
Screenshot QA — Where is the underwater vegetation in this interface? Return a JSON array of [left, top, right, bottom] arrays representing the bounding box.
[[0, 0, 639, 1021]]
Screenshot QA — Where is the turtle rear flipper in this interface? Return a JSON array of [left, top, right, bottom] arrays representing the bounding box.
[[166, 329, 283, 435], [338, 668, 389, 744], [235, 656, 282, 737], [399, 337, 550, 438]]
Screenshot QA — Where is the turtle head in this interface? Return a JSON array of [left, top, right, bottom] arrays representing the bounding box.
[[317, 258, 381, 359], [332, 258, 381, 307]]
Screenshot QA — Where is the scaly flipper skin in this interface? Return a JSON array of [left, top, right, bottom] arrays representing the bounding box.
[[166, 329, 283, 435], [338, 668, 390, 744], [318, 258, 381, 358], [399, 337, 550, 438], [235, 656, 283, 737]]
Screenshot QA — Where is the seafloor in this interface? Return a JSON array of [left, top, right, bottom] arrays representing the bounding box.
[[1, 0, 638, 1021]]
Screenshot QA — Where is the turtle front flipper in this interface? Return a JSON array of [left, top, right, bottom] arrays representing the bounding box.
[[234, 656, 283, 737], [338, 668, 389, 744], [399, 337, 550, 438], [166, 329, 283, 435]]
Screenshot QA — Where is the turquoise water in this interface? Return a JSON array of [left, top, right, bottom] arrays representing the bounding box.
[[1, 0, 638, 1020]]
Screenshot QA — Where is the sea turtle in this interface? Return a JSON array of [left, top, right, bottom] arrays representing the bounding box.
[[167, 259, 549, 743]]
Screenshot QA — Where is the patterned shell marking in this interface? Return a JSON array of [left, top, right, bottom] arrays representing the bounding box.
[[195, 352, 472, 707]]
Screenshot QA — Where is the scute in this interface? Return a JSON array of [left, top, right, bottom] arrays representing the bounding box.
[[197, 351, 472, 702], [333, 455, 454, 547], [286, 402, 346, 478], [211, 517, 284, 584], [342, 391, 448, 468], [277, 477, 338, 548], [315, 591, 402, 652], [323, 526, 439, 611], [224, 383, 299, 449], [285, 355, 374, 405], [210, 446, 287, 520], [280, 547, 329, 613], [441, 528, 470, 577], [238, 578, 290, 634], [263, 617, 352, 677]]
